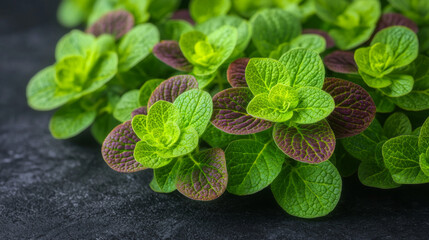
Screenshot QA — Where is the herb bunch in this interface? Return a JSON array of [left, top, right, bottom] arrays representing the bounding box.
[[27, 0, 429, 219]]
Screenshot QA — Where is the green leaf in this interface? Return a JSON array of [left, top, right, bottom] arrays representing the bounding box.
[[247, 84, 299, 123], [358, 141, 401, 189], [134, 140, 171, 169], [179, 26, 237, 75], [271, 160, 342, 218], [292, 87, 335, 124], [250, 9, 301, 56], [158, 20, 194, 42], [330, 142, 360, 177], [419, 117, 429, 152], [196, 15, 251, 54], [55, 30, 95, 61], [131, 114, 149, 139], [201, 124, 250, 149], [419, 148, 429, 177], [146, 101, 180, 132], [388, 89, 429, 111], [226, 139, 284, 195], [378, 74, 414, 97], [139, 79, 163, 106], [117, 23, 160, 72], [341, 119, 386, 162], [245, 58, 290, 95], [328, 0, 380, 50], [383, 112, 412, 138], [49, 101, 97, 139], [27, 66, 75, 111], [371, 26, 419, 69], [91, 113, 121, 144], [150, 159, 181, 193], [176, 148, 228, 201], [157, 127, 199, 159], [190, 0, 231, 23], [113, 90, 140, 122], [383, 135, 429, 184], [172, 89, 213, 136], [368, 90, 396, 113], [57, 0, 91, 27], [278, 48, 325, 88]]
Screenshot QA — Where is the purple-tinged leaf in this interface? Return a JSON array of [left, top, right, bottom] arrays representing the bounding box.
[[323, 51, 358, 74], [375, 13, 418, 34], [86, 10, 134, 40], [147, 75, 198, 108], [101, 121, 146, 173], [153, 41, 193, 71], [176, 148, 227, 201], [212, 87, 273, 135], [227, 58, 249, 88], [274, 120, 336, 164], [323, 78, 376, 138], [171, 9, 195, 25], [302, 29, 335, 49], [131, 106, 147, 118]]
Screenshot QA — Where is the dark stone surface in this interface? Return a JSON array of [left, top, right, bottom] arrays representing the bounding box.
[[1, 1, 429, 239]]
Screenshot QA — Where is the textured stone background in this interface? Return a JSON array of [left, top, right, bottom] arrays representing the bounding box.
[[1, 1, 429, 239]]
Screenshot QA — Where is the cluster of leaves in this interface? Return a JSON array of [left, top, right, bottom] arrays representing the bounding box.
[[28, 0, 429, 219]]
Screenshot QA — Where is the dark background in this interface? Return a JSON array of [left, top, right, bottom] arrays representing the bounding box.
[[1, 1, 429, 239]]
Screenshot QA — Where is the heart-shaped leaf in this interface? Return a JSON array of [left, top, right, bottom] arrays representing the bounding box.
[[273, 120, 336, 164], [227, 58, 249, 88], [147, 75, 198, 108], [302, 29, 335, 49], [323, 51, 358, 74], [101, 121, 146, 173], [176, 148, 228, 201], [86, 10, 134, 40], [212, 87, 273, 135], [323, 78, 376, 138], [153, 40, 193, 71]]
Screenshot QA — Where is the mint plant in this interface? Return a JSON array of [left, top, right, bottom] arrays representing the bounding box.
[[27, 1, 429, 219]]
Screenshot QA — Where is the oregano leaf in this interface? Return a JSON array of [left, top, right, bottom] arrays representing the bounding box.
[[153, 40, 193, 71], [150, 159, 180, 193], [173, 89, 213, 136], [49, 101, 97, 139], [226, 139, 285, 195], [383, 135, 429, 184], [102, 121, 146, 173], [323, 51, 358, 74], [323, 78, 376, 138], [271, 160, 342, 218], [212, 87, 273, 135], [273, 120, 336, 164], [86, 10, 134, 40], [227, 58, 249, 88], [176, 148, 228, 201], [148, 75, 198, 108], [278, 48, 325, 89]]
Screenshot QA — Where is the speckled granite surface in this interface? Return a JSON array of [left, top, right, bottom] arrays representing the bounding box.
[[1, 1, 429, 239]]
